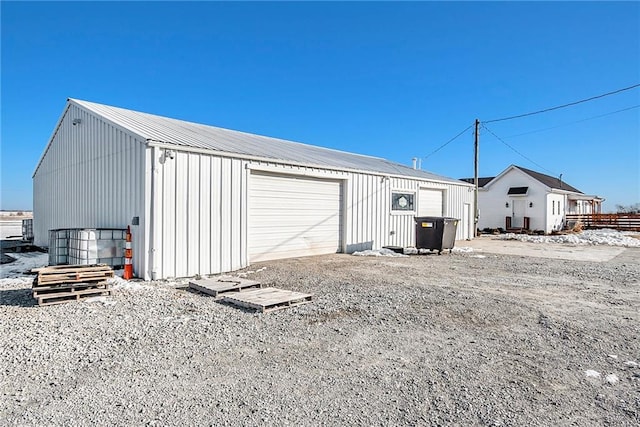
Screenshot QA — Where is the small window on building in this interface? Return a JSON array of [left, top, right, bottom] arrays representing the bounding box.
[[507, 186, 528, 195], [552, 201, 555, 215], [391, 192, 415, 211]]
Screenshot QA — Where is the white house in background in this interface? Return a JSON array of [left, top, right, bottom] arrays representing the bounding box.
[[33, 98, 475, 280], [461, 165, 604, 233]]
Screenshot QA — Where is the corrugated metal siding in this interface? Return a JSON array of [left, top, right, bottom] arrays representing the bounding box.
[[151, 152, 474, 279], [35, 101, 474, 280], [33, 104, 147, 277], [152, 151, 247, 279]]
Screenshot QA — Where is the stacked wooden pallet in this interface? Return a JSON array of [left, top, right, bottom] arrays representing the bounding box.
[[32, 264, 114, 306]]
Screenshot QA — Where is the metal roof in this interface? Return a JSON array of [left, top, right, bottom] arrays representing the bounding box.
[[69, 99, 469, 185]]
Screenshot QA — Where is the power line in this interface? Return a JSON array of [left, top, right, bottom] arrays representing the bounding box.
[[484, 83, 640, 124], [503, 104, 640, 139], [424, 124, 473, 159], [481, 124, 558, 176]]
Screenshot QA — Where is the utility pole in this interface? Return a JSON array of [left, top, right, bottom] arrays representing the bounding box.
[[474, 119, 480, 237]]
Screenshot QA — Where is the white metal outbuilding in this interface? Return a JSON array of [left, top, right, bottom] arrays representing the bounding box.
[[33, 99, 475, 280]]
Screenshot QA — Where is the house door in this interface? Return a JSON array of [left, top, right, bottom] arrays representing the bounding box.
[[512, 200, 526, 228]]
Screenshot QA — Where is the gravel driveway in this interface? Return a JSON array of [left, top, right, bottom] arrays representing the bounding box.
[[1, 248, 639, 426]]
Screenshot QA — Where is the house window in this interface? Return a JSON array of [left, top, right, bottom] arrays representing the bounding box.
[[391, 192, 415, 211], [552, 201, 555, 215]]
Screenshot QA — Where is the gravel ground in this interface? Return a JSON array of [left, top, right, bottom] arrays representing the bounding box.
[[1, 248, 639, 426]]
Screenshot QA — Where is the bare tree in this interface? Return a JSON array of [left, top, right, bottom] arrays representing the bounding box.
[[615, 203, 640, 214]]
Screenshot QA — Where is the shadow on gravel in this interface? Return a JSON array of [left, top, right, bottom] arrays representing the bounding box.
[[0, 288, 36, 307], [215, 299, 261, 314]]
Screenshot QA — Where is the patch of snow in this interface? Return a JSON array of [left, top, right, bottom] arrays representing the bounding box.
[[109, 276, 150, 291], [452, 246, 478, 253], [624, 361, 638, 367], [470, 255, 487, 259], [352, 248, 409, 258], [83, 296, 117, 306], [608, 354, 618, 359], [497, 229, 640, 248], [237, 266, 267, 277], [401, 247, 436, 255], [585, 370, 601, 378], [0, 252, 49, 279], [0, 221, 24, 239], [605, 374, 619, 384], [0, 276, 33, 288]]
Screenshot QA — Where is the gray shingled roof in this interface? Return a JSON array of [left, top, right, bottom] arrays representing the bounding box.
[[514, 166, 582, 193], [70, 99, 468, 185], [459, 177, 495, 188], [461, 166, 583, 193]]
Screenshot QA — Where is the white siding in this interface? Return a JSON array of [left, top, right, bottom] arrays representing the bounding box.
[[248, 172, 342, 262], [151, 151, 246, 279], [33, 104, 147, 277], [35, 103, 474, 281], [150, 152, 474, 279], [546, 193, 566, 233], [477, 168, 547, 231]]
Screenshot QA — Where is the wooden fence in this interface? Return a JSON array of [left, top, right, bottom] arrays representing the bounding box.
[[565, 213, 640, 231]]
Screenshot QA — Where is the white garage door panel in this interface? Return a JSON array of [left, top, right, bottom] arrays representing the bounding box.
[[249, 173, 342, 262], [418, 188, 444, 216]]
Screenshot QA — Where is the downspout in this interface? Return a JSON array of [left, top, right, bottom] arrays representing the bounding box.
[[149, 145, 158, 280]]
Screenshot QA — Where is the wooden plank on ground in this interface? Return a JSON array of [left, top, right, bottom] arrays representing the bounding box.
[[36, 288, 112, 307], [33, 281, 109, 297], [32, 280, 107, 292], [35, 265, 114, 285], [222, 287, 313, 313], [188, 276, 261, 298], [36, 265, 113, 274]]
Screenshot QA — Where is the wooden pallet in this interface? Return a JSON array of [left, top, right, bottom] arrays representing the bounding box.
[[35, 286, 112, 307], [34, 264, 114, 286], [32, 280, 109, 297], [188, 276, 261, 298], [222, 287, 313, 313], [32, 264, 115, 306]]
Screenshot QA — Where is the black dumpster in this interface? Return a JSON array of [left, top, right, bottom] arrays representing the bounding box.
[[414, 217, 459, 254]]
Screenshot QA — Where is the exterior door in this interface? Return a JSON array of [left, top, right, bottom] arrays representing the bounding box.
[[248, 172, 343, 262], [512, 199, 526, 228]]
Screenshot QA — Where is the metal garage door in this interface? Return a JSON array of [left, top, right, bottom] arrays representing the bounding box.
[[418, 188, 444, 216], [249, 172, 343, 262]]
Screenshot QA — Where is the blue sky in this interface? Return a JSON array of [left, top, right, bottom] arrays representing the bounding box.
[[2, 1, 639, 211]]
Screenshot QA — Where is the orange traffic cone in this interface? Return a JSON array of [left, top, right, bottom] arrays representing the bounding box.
[[123, 226, 133, 280]]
